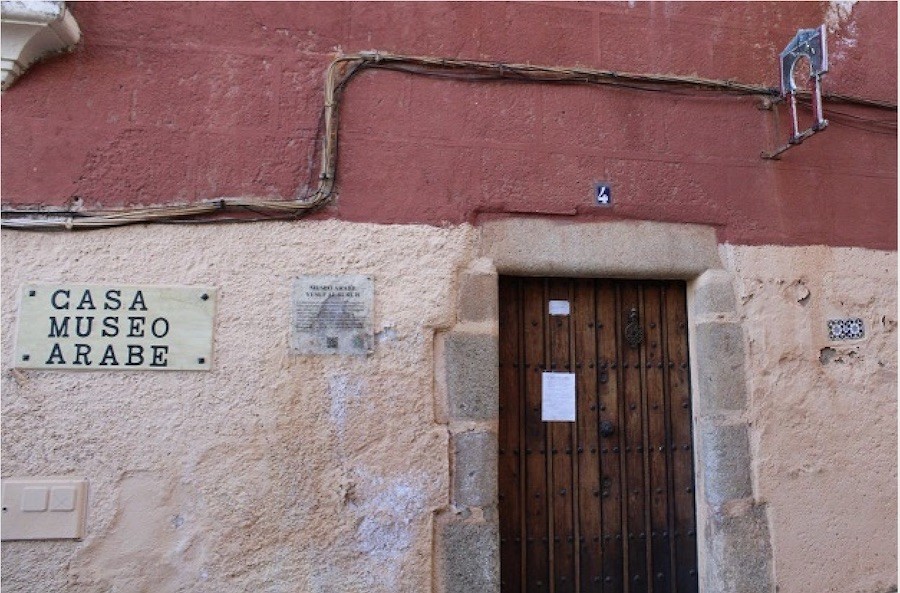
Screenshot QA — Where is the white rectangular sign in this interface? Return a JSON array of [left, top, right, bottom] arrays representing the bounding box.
[[549, 300, 570, 316], [13, 284, 216, 370], [542, 372, 576, 422]]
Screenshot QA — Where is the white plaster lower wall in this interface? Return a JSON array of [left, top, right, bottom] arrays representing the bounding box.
[[2, 223, 896, 593], [1, 220, 478, 593], [723, 244, 898, 593]]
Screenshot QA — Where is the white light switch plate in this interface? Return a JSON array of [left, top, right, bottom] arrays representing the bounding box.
[[1, 477, 88, 540]]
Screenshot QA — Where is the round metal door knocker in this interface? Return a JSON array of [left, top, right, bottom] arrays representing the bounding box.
[[624, 308, 644, 349], [599, 421, 615, 437]]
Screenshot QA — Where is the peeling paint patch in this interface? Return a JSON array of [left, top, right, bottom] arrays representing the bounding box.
[[825, 1, 857, 34], [2, 0, 62, 18], [347, 469, 429, 591], [352, 472, 425, 556], [70, 472, 211, 592], [826, 1, 859, 61], [328, 373, 367, 441], [795, 281, 811, 305], [375, 325, 399, 343]]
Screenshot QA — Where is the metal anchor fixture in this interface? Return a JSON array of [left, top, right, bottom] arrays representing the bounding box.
[[599, 420, 616, 437], [762, 25, 829, 159]]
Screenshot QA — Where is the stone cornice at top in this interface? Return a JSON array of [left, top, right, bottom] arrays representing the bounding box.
[[1, 0, 80, 90]]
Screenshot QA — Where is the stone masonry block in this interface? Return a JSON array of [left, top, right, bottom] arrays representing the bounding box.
[[694, 322, 747, 412], [458, 266, 498, 324], [445, 332, 499, 421], [480, 219, 720, 279], [452, 431, 498, 508], [692, 269, 737, 315], [704, 503, 774, 593], [438, 518, 500, 593], [701, 423, 753, 506]]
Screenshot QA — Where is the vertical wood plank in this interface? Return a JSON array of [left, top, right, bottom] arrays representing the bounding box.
[[621, 282, 648, 593], [597, 280, 624, 593], [664, 281, 699, 593], [524, 277, 550, 593], [574, 279, 601, 592], [499, 277, 523, 593], [643, 284, 673, 592], [548, 279, 575, 593], [568, 280, 582, 593]]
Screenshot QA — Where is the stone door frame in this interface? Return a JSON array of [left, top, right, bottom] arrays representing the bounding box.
[[436, 218, 774, 593]]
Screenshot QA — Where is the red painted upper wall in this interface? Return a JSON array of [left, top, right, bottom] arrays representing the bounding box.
[[1, 1, 896, 249]]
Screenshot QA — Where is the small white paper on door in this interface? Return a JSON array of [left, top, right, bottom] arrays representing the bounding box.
[[542, 372, 576, 422], [548, 300, 570, 316]]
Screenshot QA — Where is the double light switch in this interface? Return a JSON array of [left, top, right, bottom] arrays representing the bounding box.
[[1, 478, 88, 540]]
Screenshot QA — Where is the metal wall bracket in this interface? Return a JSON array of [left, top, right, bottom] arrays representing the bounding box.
[[762, 25, 829, 159]]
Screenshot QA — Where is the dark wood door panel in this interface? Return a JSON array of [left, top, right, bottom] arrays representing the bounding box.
[[499, 277, 697, 593]]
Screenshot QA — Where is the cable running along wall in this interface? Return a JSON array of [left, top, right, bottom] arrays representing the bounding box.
[[2, 51, 896, 231]]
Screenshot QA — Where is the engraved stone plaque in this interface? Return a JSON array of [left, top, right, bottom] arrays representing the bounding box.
[[13, 284, 216, 370], [291, 275, 374, 355]]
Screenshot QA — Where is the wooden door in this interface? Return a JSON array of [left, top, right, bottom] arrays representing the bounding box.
[[498, 277, 698, 593]]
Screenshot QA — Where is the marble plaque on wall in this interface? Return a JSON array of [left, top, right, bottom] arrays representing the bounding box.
[[14, 284, 216, 370], [291, 275, 374, 356]]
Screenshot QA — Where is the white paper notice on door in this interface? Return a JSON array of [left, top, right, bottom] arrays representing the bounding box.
[[542, 372, 576, 422]]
